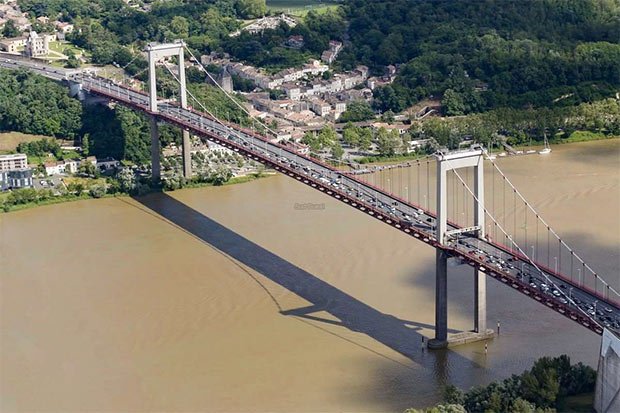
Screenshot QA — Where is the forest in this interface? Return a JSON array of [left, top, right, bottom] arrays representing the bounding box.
[[338, 0, 619, 114]]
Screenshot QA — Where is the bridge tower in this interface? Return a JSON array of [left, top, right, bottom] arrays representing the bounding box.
[[145, 41, 192, 182], [428, 147, 493, 349]]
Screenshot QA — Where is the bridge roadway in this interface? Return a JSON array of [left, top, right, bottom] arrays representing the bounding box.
[[0, 56, 618, 334]]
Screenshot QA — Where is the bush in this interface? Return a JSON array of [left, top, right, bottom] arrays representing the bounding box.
[[89, 185, 106, 198]]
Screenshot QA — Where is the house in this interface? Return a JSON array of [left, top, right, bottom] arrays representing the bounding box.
[[321, 40, 343, 64], [0, 36, 26, 53], [55, 21, 74, 34], [333, 101, 347, 117], [44, 161, 65, 175], [310, 99, 331, 117], [0, 153, 27, 171], [321, 50, 336, 65], [96, 157, 120, 171], [286, 35, 304, 49], [282, 83, 301, 100], [25, 31, 50, 57], [63, 159, 79, 174], [0, 168, 33, 190], [36, 16, 49, 24]]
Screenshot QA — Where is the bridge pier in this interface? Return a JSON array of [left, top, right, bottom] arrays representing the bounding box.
[[428, 249, 449, 349], [182, 130, 192, 179], [474, 269, 487, 333], [150, 115, 161, 183]]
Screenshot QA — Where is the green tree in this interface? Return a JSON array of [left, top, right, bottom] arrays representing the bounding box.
[[89, 184, 106, 198], [343, 124, 360, 147], [442, 89, 466, 116], [340, 100, 375, 122], [376, 127, 401, 156], [82, 133, 90, 156], [331, 142, 344, 160], [235, 0, 266, 19], [358, 128, 373, 152], [210, 165, 233, 185], [116, 168, 136, 193], [167, 16, 189, 40], [67, 181, 85, 196], [2, 20, 21, 38]]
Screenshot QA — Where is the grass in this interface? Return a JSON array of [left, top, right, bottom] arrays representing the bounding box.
[[266, 0, 342, 15], [64, 176, 107, 187], [48, 41, 85, 57], [561, 131, 617, 144], [355, 153, 427, 165], [182, 172, 275, 190], [0, 132, 52, 152]]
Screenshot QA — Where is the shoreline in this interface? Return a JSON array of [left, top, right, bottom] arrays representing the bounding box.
[[2, 136, 618, 213], [1, 172, 275, 214]]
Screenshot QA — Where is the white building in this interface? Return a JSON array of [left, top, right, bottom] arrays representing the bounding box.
[[310, 99, 331, 117], [0, 36, 26, 53], [0, 153, 27, 171], [25, 31, 50, 57]]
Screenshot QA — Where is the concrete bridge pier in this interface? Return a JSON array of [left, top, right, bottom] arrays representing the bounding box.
[[474, 269, 487, 332], [182, 130, 191, 179], [150, 115, 161, 182], [428, 249, 449, 349]]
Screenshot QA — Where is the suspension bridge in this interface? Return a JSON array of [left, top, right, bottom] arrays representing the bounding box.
[[1, 42, 618, 349]]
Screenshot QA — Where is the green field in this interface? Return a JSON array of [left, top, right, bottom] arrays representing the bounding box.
[[267, 0, 341, 15]]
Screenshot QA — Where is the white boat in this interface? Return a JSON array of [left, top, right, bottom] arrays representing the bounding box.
[[539, 138, 551, 154], [526, 150, 536, 154], [487, 154, 497, 160]]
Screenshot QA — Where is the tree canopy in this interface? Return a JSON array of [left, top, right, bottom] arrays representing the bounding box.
[[338, 0, 620, 113]]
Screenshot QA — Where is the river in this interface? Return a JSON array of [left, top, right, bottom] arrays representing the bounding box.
[[1, 140, 619, 412]]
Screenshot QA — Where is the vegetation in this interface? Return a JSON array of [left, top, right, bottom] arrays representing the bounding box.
[[0, 132, 53, 152], [337, 0, 619, 114], [338, 100, 375, 122], [411, 98, 620, 150], [406, 355, 597, 413], [267, 0, 342, 16], [222, 8, 346, 70], [0, 69, 82, 139]]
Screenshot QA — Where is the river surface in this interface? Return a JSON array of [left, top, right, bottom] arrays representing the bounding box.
[[1, 140, 619, 412]]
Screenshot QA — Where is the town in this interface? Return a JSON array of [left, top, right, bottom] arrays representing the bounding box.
[[0, 1, 619, 412]]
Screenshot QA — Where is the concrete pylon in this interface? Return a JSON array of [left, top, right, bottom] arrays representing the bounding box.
[[428, 249, 449, 349], [428, 147, 491, 349], [473, 161, 486, 333], [150, 115, 160, 182], [145, 40, 191, 180]]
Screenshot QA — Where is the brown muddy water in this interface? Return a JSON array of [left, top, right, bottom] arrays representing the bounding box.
[[1, 140, 619, 412]]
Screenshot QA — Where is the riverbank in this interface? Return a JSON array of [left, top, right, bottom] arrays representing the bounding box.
[[0, 172, 275, 214], [495, 133, 619, 154]]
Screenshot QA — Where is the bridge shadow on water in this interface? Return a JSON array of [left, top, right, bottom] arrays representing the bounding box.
[[133, 191, 482, 380]]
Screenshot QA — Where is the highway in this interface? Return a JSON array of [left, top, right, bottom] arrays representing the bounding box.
[[0, 56, 617, 334]]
